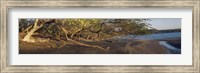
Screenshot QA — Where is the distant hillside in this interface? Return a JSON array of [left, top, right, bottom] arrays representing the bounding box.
[[152, 28, 181, 33]]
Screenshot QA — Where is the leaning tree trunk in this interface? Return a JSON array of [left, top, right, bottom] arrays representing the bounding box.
[[22, 19, 43, 42], [22, 24, 33, 34]]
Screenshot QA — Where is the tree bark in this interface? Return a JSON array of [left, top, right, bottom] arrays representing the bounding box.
[[22, 19, 55, 42], [22, 28, 37, 42], [22, 24, 33, 33], [22, 19, 42, 42]]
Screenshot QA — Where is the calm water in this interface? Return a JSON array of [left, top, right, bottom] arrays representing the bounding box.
[[113, 32, 181, 40], [134, 32, 181, 40]]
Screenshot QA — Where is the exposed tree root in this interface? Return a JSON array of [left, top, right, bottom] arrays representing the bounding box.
[[68, 38, 109, 51], [56, 39, 69, 49], [48, 39, 69, 49]]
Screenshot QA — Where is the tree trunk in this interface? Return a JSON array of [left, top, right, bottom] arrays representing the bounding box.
[[22, 19, 55, 42], [22, 19, 41, 42], [22, 24, 33, 33], [22, 28, 37, 42]]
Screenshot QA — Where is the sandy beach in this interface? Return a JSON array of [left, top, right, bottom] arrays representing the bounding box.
[[19, 39, 173, 54]]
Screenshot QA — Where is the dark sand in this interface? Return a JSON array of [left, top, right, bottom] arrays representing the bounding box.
[[19, 39, 170, 54]]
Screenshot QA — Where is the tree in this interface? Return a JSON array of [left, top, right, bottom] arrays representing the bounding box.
[[22, 19, 54, 42], [19, 19, 152, 50]]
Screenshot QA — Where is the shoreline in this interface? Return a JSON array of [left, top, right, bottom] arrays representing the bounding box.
[[158, 37, 181, 49], [159, 41, 181, 54]]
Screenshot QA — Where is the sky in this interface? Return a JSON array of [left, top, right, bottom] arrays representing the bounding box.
[[146, 18, 181, 30]]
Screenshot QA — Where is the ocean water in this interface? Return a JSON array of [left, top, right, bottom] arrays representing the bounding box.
[[113, 32, 181, 40], [134, 32, 181, 40]]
